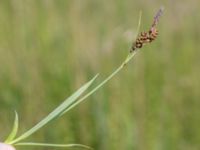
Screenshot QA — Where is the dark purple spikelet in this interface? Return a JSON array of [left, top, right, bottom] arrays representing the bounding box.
[[152, 7, 164, 28]]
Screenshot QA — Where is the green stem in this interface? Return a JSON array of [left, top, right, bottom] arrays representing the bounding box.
[[60, 50, 138, 115], [81, 51, 137, 98]]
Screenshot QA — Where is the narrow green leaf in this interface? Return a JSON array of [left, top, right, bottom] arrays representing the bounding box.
[[9, 74, 98, 145], [15, 142, 93, 149], [4, 111, 19, 143], [135, 11, 142, 39]]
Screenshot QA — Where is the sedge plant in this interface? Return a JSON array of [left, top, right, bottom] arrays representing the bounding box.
[[1, 8, 163, 150]]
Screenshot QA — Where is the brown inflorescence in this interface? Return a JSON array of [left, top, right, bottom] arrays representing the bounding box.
[[130, 7, 163, 52]]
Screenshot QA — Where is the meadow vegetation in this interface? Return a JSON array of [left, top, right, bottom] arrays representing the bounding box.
[[0, 0, 200, 150]]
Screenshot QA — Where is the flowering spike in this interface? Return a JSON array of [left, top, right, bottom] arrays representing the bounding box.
[[130, 7, 163, 52]]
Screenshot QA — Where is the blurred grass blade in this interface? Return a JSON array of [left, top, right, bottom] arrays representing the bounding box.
[[4, 111, 19, 143], [15, 142, 93, 149], [9, 74, 98, 145]]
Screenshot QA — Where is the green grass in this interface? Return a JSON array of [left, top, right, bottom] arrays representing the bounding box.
[[0, 0, 200, 150]]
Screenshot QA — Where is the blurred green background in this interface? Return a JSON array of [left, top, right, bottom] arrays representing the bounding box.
[[0, 0, 200, 150]]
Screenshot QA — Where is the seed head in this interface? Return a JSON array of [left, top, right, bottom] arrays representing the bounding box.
[[130, 7, 163, 52]]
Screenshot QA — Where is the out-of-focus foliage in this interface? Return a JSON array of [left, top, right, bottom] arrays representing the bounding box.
[[0, 0, 200, 150]]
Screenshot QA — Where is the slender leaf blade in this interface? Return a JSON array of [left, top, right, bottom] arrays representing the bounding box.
[[15, 142, 93, 149], [9, 74, 98, 144], [5, 111, 19, 143]]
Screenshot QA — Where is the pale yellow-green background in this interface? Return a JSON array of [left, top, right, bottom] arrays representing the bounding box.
[[0, 0, 199, 150]]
